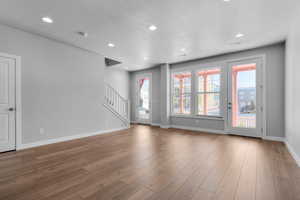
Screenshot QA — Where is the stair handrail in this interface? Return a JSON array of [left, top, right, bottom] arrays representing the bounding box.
[[104, 82, 130, 126]]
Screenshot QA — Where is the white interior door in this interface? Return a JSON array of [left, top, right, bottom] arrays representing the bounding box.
[[136, 74, 152, 124], [227, 58, 263, 138], [0, 56, 16, 152]]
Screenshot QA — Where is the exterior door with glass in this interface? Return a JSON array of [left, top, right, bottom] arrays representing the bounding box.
[[136, 74, 152, 124], [227, 58, 263, 137]]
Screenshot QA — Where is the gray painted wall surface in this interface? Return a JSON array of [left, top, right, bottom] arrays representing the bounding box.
[[104, 67, 129, 99], [160, 64, 170, 127], [131, 43, 285, 138], [129, 67, 161, 124], [285, 12, 300, 160], [0, 24, 129, 144], [171, 43, 285, 137], [171, 117, 224, 130]]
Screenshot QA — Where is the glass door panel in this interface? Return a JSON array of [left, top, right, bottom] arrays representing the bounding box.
[[136, 74, 152, 123], [231, 64, 256, 128], [227, 58, 262, 137]]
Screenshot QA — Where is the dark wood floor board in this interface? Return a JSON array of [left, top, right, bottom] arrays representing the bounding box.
[[0, 125, 299, 200], [256, 140, 279, 200], [234, 139, 258, 200]]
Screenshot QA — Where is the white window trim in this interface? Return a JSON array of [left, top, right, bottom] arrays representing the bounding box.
[[170, 63, 226, 120], [171, 114, 224, 121], [170, 71, 192, 116], [195, 67, 222, 117], [170, 54, 266, 139]]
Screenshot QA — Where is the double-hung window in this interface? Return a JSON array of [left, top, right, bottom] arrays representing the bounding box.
[[171, 71, 192, 115], [196, 68, 221, 117]]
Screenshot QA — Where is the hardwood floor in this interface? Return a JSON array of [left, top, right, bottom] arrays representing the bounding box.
[[0, 125, 299, 200]]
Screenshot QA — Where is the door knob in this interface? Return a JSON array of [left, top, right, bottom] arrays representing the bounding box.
[[8, 108, 15, 111]]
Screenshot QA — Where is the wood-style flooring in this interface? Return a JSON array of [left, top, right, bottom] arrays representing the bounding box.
[[0, 125, 299, 200]]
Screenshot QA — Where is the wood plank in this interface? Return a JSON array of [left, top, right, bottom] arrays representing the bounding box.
[[0, 125, 298, 200]]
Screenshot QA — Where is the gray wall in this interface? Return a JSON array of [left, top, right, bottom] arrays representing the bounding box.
[[171, 43, 285, 137], [160, 64, 171, 127], [130, 43, 285, 138], [104, 67, 129, 99], [129, 66, 161, 124], [285, 12, 300, 161], [0, 24, 129, 144]]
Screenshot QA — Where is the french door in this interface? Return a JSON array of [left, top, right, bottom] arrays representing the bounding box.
[[136, 74, 152, 124], [226, 58, 263, 137]]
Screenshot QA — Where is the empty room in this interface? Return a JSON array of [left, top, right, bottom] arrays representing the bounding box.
[[0, 0, 300, 199]]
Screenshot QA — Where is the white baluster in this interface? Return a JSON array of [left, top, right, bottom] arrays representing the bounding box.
[[114, 90, 116, 109], [106, 85, 108, 104], [110, 88, 112, 105], [123, 101, 125, 117]]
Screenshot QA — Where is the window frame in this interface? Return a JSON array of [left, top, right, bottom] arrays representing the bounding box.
[[170, 63, 225, 120], [195, 67, 222, 118], [170, 71, 192, 116]]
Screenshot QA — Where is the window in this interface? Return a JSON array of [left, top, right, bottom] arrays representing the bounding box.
[[197, 68, 221, 116], [171, 71, 192, 115]]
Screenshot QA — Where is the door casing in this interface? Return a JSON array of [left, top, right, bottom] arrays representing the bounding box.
[[225, 55, 266, 138], [0, 52, 22, 151], [135, 73, 152, 125]]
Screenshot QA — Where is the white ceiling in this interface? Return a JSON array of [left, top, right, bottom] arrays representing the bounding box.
[[0, 0, 298, 71]]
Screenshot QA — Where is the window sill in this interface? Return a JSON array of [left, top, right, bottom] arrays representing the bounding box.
[[171, 115, 224, 121]]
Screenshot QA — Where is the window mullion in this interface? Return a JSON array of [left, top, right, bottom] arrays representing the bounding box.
[[191, 70, 196, 116], [195, 67, 221, 117], [171, 71, 192, 115], [202, 74, 208, 115]]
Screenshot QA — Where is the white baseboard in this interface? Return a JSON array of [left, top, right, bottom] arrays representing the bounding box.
[[18, 127, 128, 150], [285, 141, 300, 167], [131, 121, 148, 125], [170, 125, 226, 135], [263, 136, 285, 142], [151, 123, 161, 127], [160, 125, 170, 129], [130, 121, 154, 126]]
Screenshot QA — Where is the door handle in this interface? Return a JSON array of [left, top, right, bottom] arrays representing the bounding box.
[[228, 102, 232, 110], [8, 107, 15, 111]]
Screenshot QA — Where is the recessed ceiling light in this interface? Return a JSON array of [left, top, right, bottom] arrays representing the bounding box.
[[77, 31, 88, 37], [235, 33, 244, 38], [108, 43, 115, 48], [149, 25, 157, 31], [223, 0, 231, 2], [143, 57, 148, 60], [181, 48, 186, 52], [42, 17, 53, 23]]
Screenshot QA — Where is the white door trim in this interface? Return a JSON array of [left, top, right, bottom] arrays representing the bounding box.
[[135, 73, 152, 124], [224, 54, 266, 138], [0, 52, 22, 150]]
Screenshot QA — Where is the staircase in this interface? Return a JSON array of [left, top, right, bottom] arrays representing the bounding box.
[[104, 83, 130, 127]]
